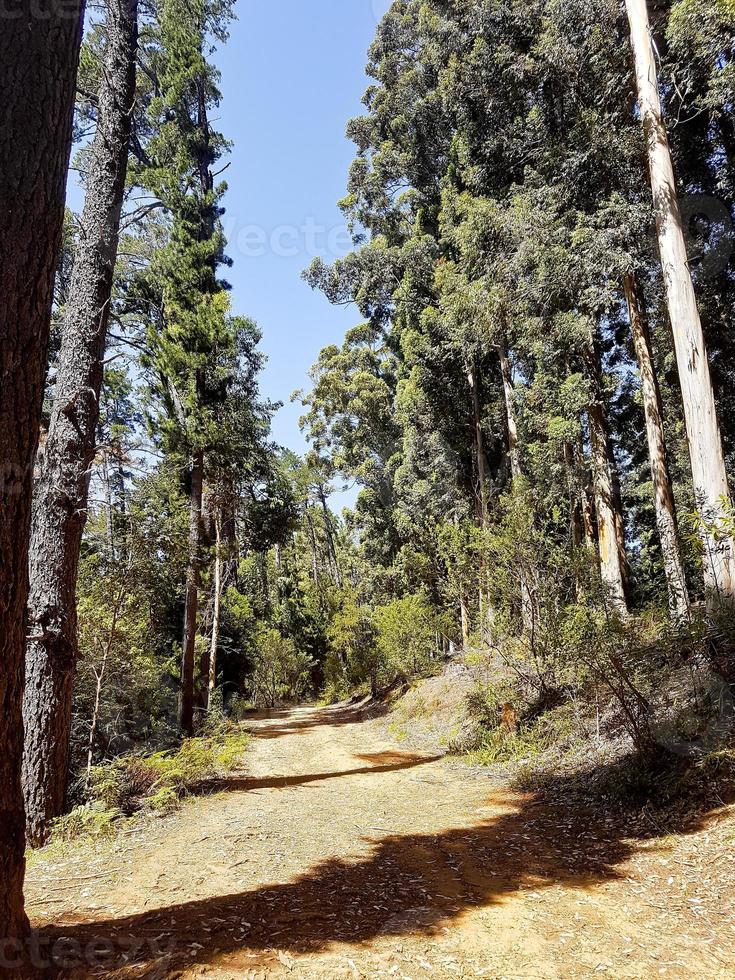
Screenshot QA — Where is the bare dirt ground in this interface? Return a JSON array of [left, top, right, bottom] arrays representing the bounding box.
[[27, 705, 735, 978]]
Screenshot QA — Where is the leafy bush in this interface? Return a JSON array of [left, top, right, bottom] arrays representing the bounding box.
[[85, 724, 250, 820], [52, 802, 121, 843], [250, 626, 314, 708], [462, 677, 580, 765], [325, 593, 380, 698], [375, 593, 451, 683]]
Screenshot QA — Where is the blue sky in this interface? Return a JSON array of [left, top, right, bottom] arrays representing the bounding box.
[[214, 0, 390, 472], [70, 2, 387, 503]]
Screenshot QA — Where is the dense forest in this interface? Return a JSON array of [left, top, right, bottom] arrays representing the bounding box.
[[2, 0, 735, 968]]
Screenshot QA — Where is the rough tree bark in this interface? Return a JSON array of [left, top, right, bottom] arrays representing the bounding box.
[[22, 0, 139, 848], [0, 0, 84, 950], [625, 0, 735, 602], [624, 272, 690, 621]]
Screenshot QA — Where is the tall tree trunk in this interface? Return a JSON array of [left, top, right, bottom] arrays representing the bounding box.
[[85, 651, 107, 791], [467, 360, 488, 526], [624, 272, 691, 621], [317, 483, 342, 587], [564, 442, 584, 550], [85, 582, 124, 788], [564, 441, 594, 600], [102, 451, 118, 559], [178, 52, 220, 732], [179, 450, 204, 735], [22, 0, 138, 847], [0, 1, 84, 948], [499, 342, 522, 481], [625, 0, 735, 602], [113, 448, 129, 562], [586, 341, 629, 615], [305, 505, 320, 583], [578, 436, 599, 553], [220, 477, 238, 590], [467, 360, 494, 635], [499, 341, 534, 629], [459, 593, 470, 648], [208, 506, 223, 709]]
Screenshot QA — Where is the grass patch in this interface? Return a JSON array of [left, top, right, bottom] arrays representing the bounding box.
[[462, 685, 581, 767], [388, 722, 408, 743], [49, 723, 250, 846]]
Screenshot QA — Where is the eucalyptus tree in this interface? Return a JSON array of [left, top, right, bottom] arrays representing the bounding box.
[[298, 322, 403, 570], [623, 271, 690, 620], [626, 0, 735, 603]]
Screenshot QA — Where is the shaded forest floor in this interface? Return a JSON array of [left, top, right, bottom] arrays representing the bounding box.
[[27, 704, 735, 978]]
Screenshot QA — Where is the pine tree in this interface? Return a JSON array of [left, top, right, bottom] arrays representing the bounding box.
[[0, 0, 84, 950], [23, 0, 139, 848], [140, 0, 236, 732]]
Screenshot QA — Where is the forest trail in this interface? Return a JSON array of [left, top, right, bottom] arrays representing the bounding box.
[[28, 705, 735, 979]]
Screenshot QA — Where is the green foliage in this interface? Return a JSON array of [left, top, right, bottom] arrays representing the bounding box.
[[51, 724, 249, 844], [667, 0, 735, 115], [375, 593, 450, 683], [680, 496, 735, 601], [51, 803, 121, 844], [325, 592, 380, 699], [61, 0, 735, 819], [250, 626, 315, 709], [71, 462, 193, 777], [88, 725, 250, 817]]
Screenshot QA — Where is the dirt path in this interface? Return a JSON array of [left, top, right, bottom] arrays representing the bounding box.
[[27, 705, 735, 978]]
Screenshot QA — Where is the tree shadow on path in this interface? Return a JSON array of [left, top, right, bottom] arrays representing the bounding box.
[[240, 701, 389, 741], [44, 754, 731, 978], [214, 751, 443, 792]]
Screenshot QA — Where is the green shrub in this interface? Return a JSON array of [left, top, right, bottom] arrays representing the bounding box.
[[375, 593, 451, 683], [250, 626, 314, 708], [86, 725, 251, 820], [52, 802, 120, 842], [326, 594, 380, 698]]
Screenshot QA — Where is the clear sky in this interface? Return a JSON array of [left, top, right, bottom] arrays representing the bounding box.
[[214, 0, 390, 472], [68, 2, 387, 503]]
